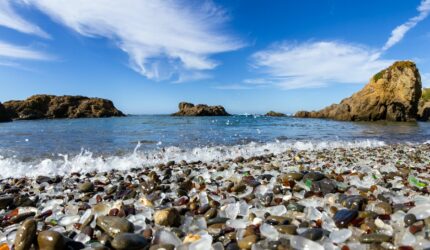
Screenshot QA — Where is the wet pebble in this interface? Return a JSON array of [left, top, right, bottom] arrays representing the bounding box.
[[96, 216, 135, 237], [37, 230, 67, 250], [333, 209, 358, 228], [111, 233, 150, 250], [14, 219, 37, 250]]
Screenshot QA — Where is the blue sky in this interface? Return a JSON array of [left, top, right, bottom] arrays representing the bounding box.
[[0, 0, 429, 114]]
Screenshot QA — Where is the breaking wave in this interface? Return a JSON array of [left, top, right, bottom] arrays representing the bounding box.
[[0, 139, 387, 178]]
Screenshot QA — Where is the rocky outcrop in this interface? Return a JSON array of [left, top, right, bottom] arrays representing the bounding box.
[[172, 102, 229, 116], [418, 88, 430, 121], [295, 61, 422, 121], [0, 102, 11, 122], [3, 95, 125, 120], [265, 111, 286, 117]]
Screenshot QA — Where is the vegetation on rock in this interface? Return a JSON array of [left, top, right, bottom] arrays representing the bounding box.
[[295, 60, 422, 121]]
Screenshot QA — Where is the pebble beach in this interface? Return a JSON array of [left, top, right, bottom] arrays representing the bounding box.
[[2, 143, 430, 249]]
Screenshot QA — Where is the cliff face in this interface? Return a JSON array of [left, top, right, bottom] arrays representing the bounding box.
[[295, 61, 422, 121], [3, 95, 124, 120], [418, 88, 430, 121], [0, 102, 11, 122], [172, 102, 229, 116]]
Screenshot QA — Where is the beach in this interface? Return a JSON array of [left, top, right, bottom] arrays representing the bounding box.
[[2, 0, 430, 249], [2, 142, 430, 249]]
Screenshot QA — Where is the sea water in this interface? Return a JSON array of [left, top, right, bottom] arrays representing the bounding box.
[[0, 115, 429, 178]]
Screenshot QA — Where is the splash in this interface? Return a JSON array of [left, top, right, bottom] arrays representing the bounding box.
[[0, 139, 386, 178]]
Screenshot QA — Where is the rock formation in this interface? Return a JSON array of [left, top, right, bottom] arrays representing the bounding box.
[[3, 95, 125, 120], [418, 88, 430, 121], [172, 102, 229, 116], [0, 102, 11, 122], [295, 61, 422, 121], [265, 111, 286, 117]]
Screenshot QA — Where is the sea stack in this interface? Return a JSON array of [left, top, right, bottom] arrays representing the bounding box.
[[3, 95, 125, 120], [172, 102, 230, 116], [295, 61, 422, 121]]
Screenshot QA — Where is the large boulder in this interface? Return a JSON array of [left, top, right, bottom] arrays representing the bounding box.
[[295, 61, 422, 121], [418, 88, 430, 121], [172, 102, 230, 116], [3, 95, 125, 120], [0, 102, 11, 122]]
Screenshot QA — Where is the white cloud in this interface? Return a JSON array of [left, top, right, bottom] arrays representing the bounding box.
[[382, 0, 430, 51], [22, 0, 243, 81], [247, 0, 430, 90], [250, 41, 393, 89], [0, 40, 53, 60], [0, 1, 49, 38]]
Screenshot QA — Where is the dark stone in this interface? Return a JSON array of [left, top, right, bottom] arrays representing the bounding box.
[[96, 216, 134, 237], [300, 228, 324, 241], [404, 214, 417, 226], [79, 182, 94, 193], [0, 195, 14, 209], [333, 209, 359, 228], [340, 195, 367, 211], [37, 231, 67, 250], [111, 233, 150, 250], [286, 202, 305, 212], [14, 219, 37, 250], [311, 178, 337, 194], [302, 172, 325, 182]]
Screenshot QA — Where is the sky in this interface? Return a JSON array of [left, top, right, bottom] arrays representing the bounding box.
[[0, 0, 430, 114]]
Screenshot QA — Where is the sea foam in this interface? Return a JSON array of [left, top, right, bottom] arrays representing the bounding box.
[[0, 139, 386, 178]]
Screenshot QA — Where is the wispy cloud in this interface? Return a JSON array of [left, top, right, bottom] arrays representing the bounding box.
[[382, 0, 430, 52], [22, 0, 243, 81], [0, 40, 53, 61], [250, 41, 392, 89], [0, 1, 49, 38], [248, 0, 429, 90]]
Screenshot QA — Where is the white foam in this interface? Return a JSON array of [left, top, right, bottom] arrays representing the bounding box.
[[0, 139, 386, 178]]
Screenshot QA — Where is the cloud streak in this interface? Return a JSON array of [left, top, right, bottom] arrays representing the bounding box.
[[0, 40, 53, 60], [22, 0, 243, 81], [382, 0, 430, 52], [0, 1, 49, 38]]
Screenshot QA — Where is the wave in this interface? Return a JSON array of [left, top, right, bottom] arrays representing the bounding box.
[[0, 139, 387, 178]]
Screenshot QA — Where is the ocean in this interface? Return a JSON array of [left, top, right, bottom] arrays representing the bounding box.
[[0, 115, 430, 178]]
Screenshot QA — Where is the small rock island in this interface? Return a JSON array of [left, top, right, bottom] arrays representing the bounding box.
[[295, 61, 423, 121], [172, 102, 230, 116], [0, 95, 124, 122], [265, 111, 286, 117]]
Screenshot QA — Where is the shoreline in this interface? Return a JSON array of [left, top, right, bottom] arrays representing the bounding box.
[[1, 143, 430, 249]]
